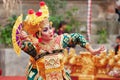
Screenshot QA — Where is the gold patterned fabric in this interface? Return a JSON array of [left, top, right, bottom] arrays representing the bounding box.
[[23, 33, 88, 80]]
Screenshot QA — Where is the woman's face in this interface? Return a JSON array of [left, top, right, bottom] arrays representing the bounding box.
[[116, 38, 120, 44], [41, 23, 54, 41]]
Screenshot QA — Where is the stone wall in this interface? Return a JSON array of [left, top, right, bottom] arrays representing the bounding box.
[[0, 49, 29, 76], [0, 0, 119, 34], [0, 49, 5, 76], [0, 0, 117, 22], [65, 0, 120, 34]]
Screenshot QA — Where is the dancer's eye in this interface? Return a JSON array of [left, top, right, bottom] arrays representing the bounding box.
[[43, 28, 48, 32]]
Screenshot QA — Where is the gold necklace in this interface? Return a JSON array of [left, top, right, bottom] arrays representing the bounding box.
[[38, 39, 55, 52]]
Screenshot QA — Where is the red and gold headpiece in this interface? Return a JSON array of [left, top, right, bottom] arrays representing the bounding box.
[[23, 1, 49, 35]]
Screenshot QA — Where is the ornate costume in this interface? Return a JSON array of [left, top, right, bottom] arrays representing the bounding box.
[[12, 1, 88, 80], [22, 33, 87, 80]]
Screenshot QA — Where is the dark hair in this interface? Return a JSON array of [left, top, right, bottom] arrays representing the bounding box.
[[35, 31, 39, 39], [116, 35, 120, 39], [58, 21, 67, 29]]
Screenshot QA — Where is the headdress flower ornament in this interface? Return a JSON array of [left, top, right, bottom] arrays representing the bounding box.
[[23, 1, 49, 35]]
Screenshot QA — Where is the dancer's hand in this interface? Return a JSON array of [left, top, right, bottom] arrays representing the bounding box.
[[93, 45, 105, 55], [20, 30, 29, 40]]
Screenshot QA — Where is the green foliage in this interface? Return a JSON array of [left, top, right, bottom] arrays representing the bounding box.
[[66, 25, 73, 33], [44, 0, 79, 33], [97, 28, 107, 44], [49, 15, 74, 33], [44, 0, 66, 16], [44, 0, 68, 31], [65, 7, 80, 32], [0, 15, 17, 47], [49, 15, 63, 28]]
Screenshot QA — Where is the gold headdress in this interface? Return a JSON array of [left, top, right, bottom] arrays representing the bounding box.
[[23, 1, 49, 35], [12, 1, 49, 55]]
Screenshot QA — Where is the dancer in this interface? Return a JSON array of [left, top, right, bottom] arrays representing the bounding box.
[[12, 1, 105, 80]]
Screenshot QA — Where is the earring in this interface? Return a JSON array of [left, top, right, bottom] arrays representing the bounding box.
[[38, 32, 42, 43]]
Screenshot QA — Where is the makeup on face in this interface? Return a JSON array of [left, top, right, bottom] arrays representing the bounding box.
[[42, 24, 52, 32], [41, 24, 54, 41]]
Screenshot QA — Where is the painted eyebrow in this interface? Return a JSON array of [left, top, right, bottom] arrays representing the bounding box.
[[43, 27, 49, 31], [43, 27, 47, 29]]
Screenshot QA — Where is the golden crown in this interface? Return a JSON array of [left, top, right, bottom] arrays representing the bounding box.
[[23, 1, 49, 35]]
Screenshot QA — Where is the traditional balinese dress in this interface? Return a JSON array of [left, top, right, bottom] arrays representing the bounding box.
[[21, 33, 87, 80]]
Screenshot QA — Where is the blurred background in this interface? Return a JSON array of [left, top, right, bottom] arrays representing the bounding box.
[[0, 0, 120, 77]]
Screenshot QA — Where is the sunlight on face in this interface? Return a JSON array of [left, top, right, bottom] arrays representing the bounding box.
[[41, 23, 54, 41]]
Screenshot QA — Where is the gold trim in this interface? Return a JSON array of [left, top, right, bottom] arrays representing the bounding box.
[[45, 64, 64, 74], [12, 14, 23, 55]]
